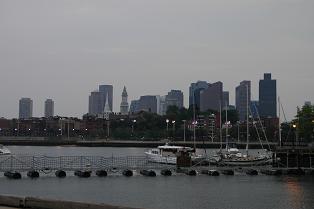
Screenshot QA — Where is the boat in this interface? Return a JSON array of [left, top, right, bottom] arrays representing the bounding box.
[[218, 85, 271, 166], [0, 144, 11, 155], [145, 143, 205, 165]]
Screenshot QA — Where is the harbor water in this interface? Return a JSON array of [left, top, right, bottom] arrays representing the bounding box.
[[1, 146, 314, 209]]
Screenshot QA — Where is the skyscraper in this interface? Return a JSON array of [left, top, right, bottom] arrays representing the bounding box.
[[129, 100, 139, 113], [120, 86, 129, 115], [19, 98, 33, 119], [222, 91, 229, 107], [44, 99, 54, 118], [236, 81, 251, 121], [99, 85, 113, 112], [88, 91, 104, 115], [138, 96, 157, 113], [259, 73, 277, 118], [200, 81, 223, 112], [189, 81, 209, 109], [166, 90, 184, 109]]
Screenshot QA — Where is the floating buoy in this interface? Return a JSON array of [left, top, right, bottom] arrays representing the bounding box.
[[140, 170, 156, 177], [55, 170, 66, 178], [4, 171, 21, 179], [27, 170, 39, 178], [96, 170, 107, 177], [221, 169, 234, 175], [208, 170, 220, 176], [74, 170, 91, 178], [122, 169, 133, 177], [161, 169, 172, 176], [246, 169, 258, 176], [185, 169, 197, 176], [260, 169, 282, 176]]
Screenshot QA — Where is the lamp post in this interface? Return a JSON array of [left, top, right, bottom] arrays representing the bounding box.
[[132, 119, 136, 135], [182, 120, 186, 143], [293, 124, 297, 145], [237, 121, 240, 143], [166, 119, 169, 138], [172, 120, 176, 139]]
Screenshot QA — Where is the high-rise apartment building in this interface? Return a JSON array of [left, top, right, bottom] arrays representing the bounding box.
[[19, 98, 33, 119], [236, 81, 251, 121], [259, 73, 276, 118], [120, 86, 129, 115], [99, 85, 113, 112], [44, 99, 54, 118], [189, 81, 209, 109], [200, 82, 223, 112]]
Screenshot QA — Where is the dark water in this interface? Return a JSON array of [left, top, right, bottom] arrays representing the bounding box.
[[1, 146, 313, 209]]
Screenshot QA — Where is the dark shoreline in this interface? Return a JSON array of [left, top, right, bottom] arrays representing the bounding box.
[[0, 137, 277, 149]]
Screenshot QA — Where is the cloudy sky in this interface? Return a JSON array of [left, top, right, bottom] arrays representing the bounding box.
[[0, 0, 313, 120]]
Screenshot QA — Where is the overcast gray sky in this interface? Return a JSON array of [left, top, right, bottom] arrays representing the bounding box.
[[0, 0, 313, 120]]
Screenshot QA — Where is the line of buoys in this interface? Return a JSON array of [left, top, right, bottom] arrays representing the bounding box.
[[96, 170, 107, 177], [122, 169, 133, 177], [160, 169, 172, 176], [4, 171, 22, 179], [55, 170, 66, 178], [246, 169, 258, 176], [221, 169, 234, 175], [287, 168, 305, 175], [140, 170, 156, 177], [27, 170, 39, 178], [74, 170, 91, 178], [260, 169, 282, 176]]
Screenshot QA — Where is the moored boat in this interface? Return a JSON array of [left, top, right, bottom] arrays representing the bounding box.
[[0, 144, 11, 155]]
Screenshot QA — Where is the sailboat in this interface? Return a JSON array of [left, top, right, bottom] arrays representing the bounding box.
[[218, 85, 271, 166]]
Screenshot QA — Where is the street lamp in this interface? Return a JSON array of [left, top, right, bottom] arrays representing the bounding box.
[[172, 120, 176, 138], [132, 119, 136, 135], [166, 119, 169, 139]]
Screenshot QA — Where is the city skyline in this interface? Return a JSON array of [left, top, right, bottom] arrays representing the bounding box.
[[1, 0, 313, 120]]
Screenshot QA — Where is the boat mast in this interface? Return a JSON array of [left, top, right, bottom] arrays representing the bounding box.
[[246, 84, 249, 156], [278, 97, 282, 148], [193, 91, 196, 150], [225, 102, 228, 151], [219, 100, 222, 152]]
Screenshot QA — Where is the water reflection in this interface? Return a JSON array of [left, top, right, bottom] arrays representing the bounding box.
[[284, 177, 304, 209]]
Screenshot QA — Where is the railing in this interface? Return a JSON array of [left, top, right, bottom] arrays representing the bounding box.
[[0, 155, 174, 172]]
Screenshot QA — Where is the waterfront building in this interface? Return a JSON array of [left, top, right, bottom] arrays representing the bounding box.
[[129, 100, 139, 114], [236, 81, 251, 121], [120, 86, 129, 115], [44, 99, 54, 118], [19, 98, 33, 119], [166, 90, 184, 110], [88, 91, 104, 115], [99, 85, 113, 112], [259, 73, 277, 117], [138, 96, 157, 113], [189, 81, 209, 109], [200, 81, 223, 112]]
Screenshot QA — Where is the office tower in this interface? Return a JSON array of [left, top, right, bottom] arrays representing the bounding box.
[[129, 100, 140, 113], [138, 96, 157, 113], [44, 99, 54, 118], [159, 96, 167, 116], [99, 85, 113, 112], [189, 81, 209, 109], [259, 73, 277, 118], [166, 90, 184, 110], [200, 81, 223, 112], [236, 81, 251, 121], [250, 100, 259, 119], [120, 86, 129, 115], [223, 91, 229, 107], [88, 91, 104, 115], [19, 98, 33, 119]]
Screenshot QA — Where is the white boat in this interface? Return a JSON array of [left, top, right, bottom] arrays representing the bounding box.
[[0, 144, 11, 155], [145, 143, 205, 165]]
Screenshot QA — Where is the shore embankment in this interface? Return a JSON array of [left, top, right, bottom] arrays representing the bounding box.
[[0, 137, 277, 149], [0, 195, 142, 209]]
